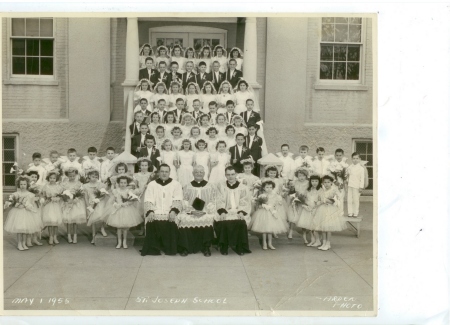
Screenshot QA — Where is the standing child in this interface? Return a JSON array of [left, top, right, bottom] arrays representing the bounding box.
[[154, 99, 169, 123], [245, 124, 263, 176], [139, 43, 154, 69], [234, 80, 255, 115], [152, 82, 170, 111], [206, 101, 219, 126], [190, 99, 203, 121], [185, 83, 201, 113], [328, 148, 349, 215], [205, 127, 220, 154], [250, 181, 289, 250], [224, 99, 237, 124], [189, 127, 202, 152], [169, 87, 187, 116], [312, 175, 347, 251], [41, 171, 64, 245], [299, 174, 322, 247], [133, 159, 156, 235], [278, 144, 296, 181], [84, 170, 109, 242], [43, 150, 62, 175], [27, 152, 47, 186], [180, 113, 196, 137], [294, 145, 314, 173], [154, 45, 171, 70], [26, 171, 44, 246], [201, 82, 218, 115], [170, 126, 184, 150], [198, 114, 211, 139], [177, 139, 195, 187], [208, 141, 230, 185], [148, 112, 162, 136], [346, 153, 365, 218], [170, 45, 187, 74], [217, 82, 236, 114], [312, 147, 330, 177], [184, 47, 198, 72], [139, 137, 161, 170], [199, 45, 212, 73], [134, 79, 153, 111], [224, 125, 236, 148], [215, 114, 228, 138], [212, 45, 228, 73], [4, 176, 42, 251], [286, 168, 309, 240], [100, 147, 116, 184], [82, 147, 102, 177], [194, 139, 210, 180], [231, 115, 248, 136], [154, 125, 169, 150], [61, 168, 87, 244], [228, 47, 244, 71], [61, 148, 83, 182], [160, 139, 178, 180], [107, 176, 142, 249]]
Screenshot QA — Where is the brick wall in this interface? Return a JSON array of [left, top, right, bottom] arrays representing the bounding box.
[[305, 18, 373, 124], [110, 18, 127, 121], [2, 18, 68, 119]]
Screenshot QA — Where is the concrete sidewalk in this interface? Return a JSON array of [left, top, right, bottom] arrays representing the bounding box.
[[3, 202, 374, 312]]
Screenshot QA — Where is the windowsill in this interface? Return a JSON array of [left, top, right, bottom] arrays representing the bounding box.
[[4, 78, 59, 86], [314, 83, 368, 91]]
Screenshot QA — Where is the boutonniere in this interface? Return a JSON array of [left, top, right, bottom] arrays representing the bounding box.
[[232, 71, 236, 77], [250, 113, 255, 118], [202, 75, 206, 80], [242, 147, 247, 152], [151, 71, 155, 77], [152, 147, 156, 155]]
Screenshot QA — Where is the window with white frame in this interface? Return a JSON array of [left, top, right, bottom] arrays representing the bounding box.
[[320, 17, 363, 81], [353, 139, 373, 192], [2, 135, 18, 189], [10, 18, 54, 76]]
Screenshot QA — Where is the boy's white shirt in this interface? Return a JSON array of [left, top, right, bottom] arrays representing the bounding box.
[[347, 163, 365, 189], [100, 158, 114, 182], [26, 164, 47, 186], [82, 157, 102, 173], [311, 158, 330, 177], [293, 155, 313, 168], [277, 154, 295, 179], [61, 160, 83, 176]]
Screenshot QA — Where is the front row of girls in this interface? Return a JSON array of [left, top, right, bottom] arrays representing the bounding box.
[[4, 157, 157, 250]]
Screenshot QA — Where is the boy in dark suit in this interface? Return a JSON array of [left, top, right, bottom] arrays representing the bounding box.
[[134, 98, 152, 122], [139, 57, 158, 86], [191, 99, 203, 122], [181, 61, 197, 91], [208, 61, 225, 92], [229, 133, 252, 173], [154, 61, 169, 88], [139, 137, 161, 170], [225, 100, 238, 124], [226, 59, 243, 89], [129, 111, 145, 137], [131, 123, 155, 157], [240, 99, 261, 128], [245, 124, 263, 176], [197, 61, 209, 90], [166, 62, 182, 88], [171, 98, 188, 123]]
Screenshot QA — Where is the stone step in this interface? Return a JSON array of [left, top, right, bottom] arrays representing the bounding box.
[[93, 227, 146, 247]]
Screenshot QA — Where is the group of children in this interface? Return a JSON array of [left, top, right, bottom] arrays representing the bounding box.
[[4, 142, 367, 252]]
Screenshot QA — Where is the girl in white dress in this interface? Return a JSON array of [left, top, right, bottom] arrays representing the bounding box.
[[180, 112, 196, 137], [139, 43, 155, 69], [41, 171, 64, 245], [194, 139, 210, 180], [163, 111, 180, 138], [134, 79, 153, 110], [286, 168, 309, 241], [205, 127, 220, 154], [155, 125, 169, 151], [177, 139, 195, 187], [133, 159, 156, 235], [198, 45, 212, 73], [228, 47, 244, 71], [200, 81, 218, 111], [4, 176, 42, 251], [198, 114, 211, 139], [224, 125, 237, 148], [212, 45, 228, 73], [215, 114, 228, 139], [154, 45, 171, 71], [189, 126, 202, 152], [217, 81, 236, 114], [152, 82, 170, 111], [168, 81, 186, 109], [185, 82, 201, 112], [170, 45, 187, 74], [234, 79, 255, 115], [231, 115, 248, 136], [171, 126, 183, 150], [250, 180, 289, 250], [84, 170, 109, 243], [300, 174, 322, 248], [148, 112, 162, 136], [208, 140, 230, 185], [311, 175, 347, 251], [184, 47, 198, 72], [160, 139, 178, 180]]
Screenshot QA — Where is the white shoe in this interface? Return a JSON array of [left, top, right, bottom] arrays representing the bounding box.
[[53, 236, 59, 244], [116, 242, 122, 249], [101, 228, 108, 237], [123, 240, 128, 249], [68, 234, 72, 243], [73, 234, 77, 244], [311, 240, 321, 247], [273, 234, 278, 239]]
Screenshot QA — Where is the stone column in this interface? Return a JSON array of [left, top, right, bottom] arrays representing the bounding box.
[[243, 17, 261, 112], [122, 18, 139, 119]]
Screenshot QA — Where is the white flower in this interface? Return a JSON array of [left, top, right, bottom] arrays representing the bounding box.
[[93, 198, 100, 204], [87, 206, 94, 213], [13, 162, 18, 167], [62, 190, 74, 199], [39, 198, 45, 204], [8, 195, 13, 201], [100, 188, 109, 194], [156, 157, 162, 162], [4, 201, 12, 209], [9, 167, 15, 173]]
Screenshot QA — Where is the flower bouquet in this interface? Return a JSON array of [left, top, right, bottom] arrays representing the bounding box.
[[87, 188, 108, 216], [112, 191, 140, 214], [253, 193, 268, 205], [9, 162, 24, 175], [328, 161, 348, 190], [28, 185, 42, 208], [292, 193, 307, 206]]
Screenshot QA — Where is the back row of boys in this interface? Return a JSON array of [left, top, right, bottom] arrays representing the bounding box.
[[139, 57, 243, 91]]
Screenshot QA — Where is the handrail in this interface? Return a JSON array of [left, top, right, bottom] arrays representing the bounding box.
[[124, 90, 135, 154]]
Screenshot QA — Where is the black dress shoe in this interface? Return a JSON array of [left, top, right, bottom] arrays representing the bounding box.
[[203, 248, 211, 257], [237, 250, 244, 256], [180, 250, 188, 257]]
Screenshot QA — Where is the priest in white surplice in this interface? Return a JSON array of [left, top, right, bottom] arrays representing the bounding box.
[[176, 165, 216, 257], [214, 166, 252, 255], [140, 164, 183, 256]]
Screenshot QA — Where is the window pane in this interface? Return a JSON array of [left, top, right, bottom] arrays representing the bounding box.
[[347, 45, 360, 61], [212, 39, 220, 48], [25, 18, 40, 37], [334, 45, 347, 61], [333, 62, 346, 80], [26, 39, 39, 56], [347, 62, 360, 80], [12, 57, 25, 74], [322, 17, 334, 24], [174, 38, 183, 47], [11, 18, 25, 36], [349, 18, 362, 24], [320, 45, 333, 61], [26, 57, 40, 75], [12, 39, 25, 55], [40, 39, 53, 56], [349, 24, 362, 42], [335, 24, 348, 42], [3, 137, 15, 150], [40, 18, 53, 36], [335, 17, 348, 23], [4, 174, 16, 186], [40, 58, 53, 75], [3, 150, 16, 161], [367, 142, 373, 153], [193, 39, 202, 51], [320, 62, 333, 79], [156, 38, 165, 47], [166, 38, 174, 49], [321, 24, 334, 41], [202, 39, 211, 47]]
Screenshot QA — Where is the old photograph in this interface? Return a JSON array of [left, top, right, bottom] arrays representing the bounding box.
[[2, 15, 376, 315]]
